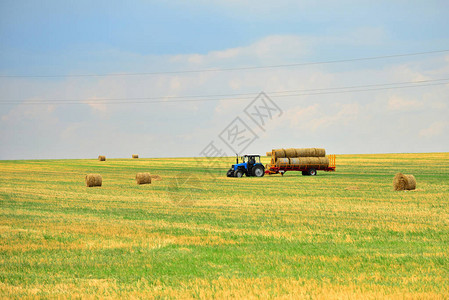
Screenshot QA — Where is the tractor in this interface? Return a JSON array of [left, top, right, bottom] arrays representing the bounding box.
[[227, 155, 265, 178]]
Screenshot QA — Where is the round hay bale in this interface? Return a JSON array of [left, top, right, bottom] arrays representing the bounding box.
[[393, 173, 416, 191], [284, 148, 297, 158], [98, 155, 106, 161], [295, 148, 310, 157], [309, 148, 317, 157], [136, 172, 151, 185], [319, 157, 330, 167], [301, 157, 315, 166], [85, 174, 102, 187], [132, 154, 139, 159], [274, 149, 286, 158], [407, 175, 417, 190], [315, 148, 326, 157], [295, 148, 326, 157], [290, 157, 300, 165], [296, 157, 329, 168], [276, 158, 290, 167]]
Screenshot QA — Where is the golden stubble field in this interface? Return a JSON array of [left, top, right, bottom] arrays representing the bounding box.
[[0, 153, 448, 298]]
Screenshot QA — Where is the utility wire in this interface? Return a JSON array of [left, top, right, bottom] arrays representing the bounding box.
[[0, 49, 448, 78], [2, 77, 446, 103], [1, 79, 447, 105]]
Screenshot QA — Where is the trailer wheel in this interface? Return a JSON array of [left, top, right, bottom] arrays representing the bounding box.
[[234, 170, 244, 178], [308, 168, 317, 176], [252, 166, 265, 177]]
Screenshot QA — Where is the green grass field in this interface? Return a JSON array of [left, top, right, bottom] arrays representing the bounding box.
[[1, 153, 448, 298]]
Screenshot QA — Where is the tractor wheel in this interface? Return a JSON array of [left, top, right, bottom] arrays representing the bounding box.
[[227, 169, 234, 177], [252, 166, 265, 177], [308, 168, 317, 176], [234, 170, 244, 178]]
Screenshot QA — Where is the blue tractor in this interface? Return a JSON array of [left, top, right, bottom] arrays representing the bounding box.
[[227, 155, 265, 178]]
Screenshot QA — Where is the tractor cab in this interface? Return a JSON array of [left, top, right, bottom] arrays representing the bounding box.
[[227, 155, 265, 178]]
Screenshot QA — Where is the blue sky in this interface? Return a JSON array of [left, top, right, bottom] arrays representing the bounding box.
[[1, 1, 448, 159]]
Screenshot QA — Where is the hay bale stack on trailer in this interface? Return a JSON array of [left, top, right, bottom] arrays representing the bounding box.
[[266, 148, 335, 176]]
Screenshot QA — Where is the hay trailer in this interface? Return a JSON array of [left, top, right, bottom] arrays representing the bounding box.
[[265, 149, 336, 176]]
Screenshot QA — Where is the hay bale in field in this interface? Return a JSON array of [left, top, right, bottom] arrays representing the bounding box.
[[132, 154, 139, 159], [274, 149, 286, 158], [150, 174, 162, 181], [136, 172, 151, 185], [98, 155, 106, 161], [85, 174, 102, 187], [393, 173, 416, 191], [266, 151, 272, 157]]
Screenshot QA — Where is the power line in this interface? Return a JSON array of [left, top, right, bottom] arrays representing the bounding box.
[[1, 78, 447, 105], [2, 78, 447, 104], [1, 49, 448, 78]]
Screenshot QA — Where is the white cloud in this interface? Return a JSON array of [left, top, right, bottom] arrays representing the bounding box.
[[283, 104, 320, 127], [419, 121, 448, 138], [313, 102, 360, 130], [170, 35, 309, 68], [387, 96, 423, 111], [1, 101, 57, 124], [81, 97, 108, 114]]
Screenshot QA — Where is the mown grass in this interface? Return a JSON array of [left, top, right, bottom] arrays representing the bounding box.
[[0, 153, 448, 298]]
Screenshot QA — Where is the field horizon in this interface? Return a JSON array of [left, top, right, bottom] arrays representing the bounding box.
[[2, 151, 448, 162], [1, 152, 448, 298]]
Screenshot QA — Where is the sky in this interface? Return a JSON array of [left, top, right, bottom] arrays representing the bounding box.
[[0, 0, 448, 160]]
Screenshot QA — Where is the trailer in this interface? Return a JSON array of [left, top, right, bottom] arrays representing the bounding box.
[[265, 150, 336, 176]]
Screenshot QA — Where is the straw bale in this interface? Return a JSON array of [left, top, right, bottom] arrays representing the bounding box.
[[393, 173, 416, 191], [274, 149, 286, 158], [284, 148, 297, 157], [136, 172, 151, 185], [85, 174, 102, 187]]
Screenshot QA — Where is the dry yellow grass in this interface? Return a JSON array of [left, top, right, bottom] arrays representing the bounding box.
[[0, 153, 448, 298]]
